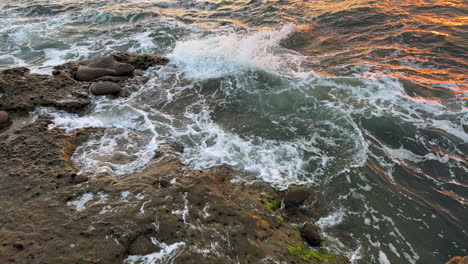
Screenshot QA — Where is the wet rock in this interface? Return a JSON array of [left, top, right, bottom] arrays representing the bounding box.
[[75, 67, 117, 82], [0, 68, 90, 112], [446, 256, 468, 264], [90, 82, 122, 96], [71, 174, 88, 184], [0, 111, 11, 129], [0, 115, 347, 263], [35, 116, 54, 125], [112, 52, 169, 70], [284, 187, 310, 209], [127, 235, 160, 255], [300, 223, 321, 247], [1, 67, 30, 76], [154, 179, 171, 188], [74, 57, 134, 81]]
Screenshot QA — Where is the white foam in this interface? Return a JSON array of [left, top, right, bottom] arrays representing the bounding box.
[[67, 193, 94, 212], [121, 191, 131, 202], [379, 251, 391, 264], [388, 243, 400, 258], [99, 205, 113, 215], [316, 210, 346, 229], [169, 24, 304, 80], [176, 104, 310, 189], [124, 239, 185, 264], [171, 192, 190, 224]]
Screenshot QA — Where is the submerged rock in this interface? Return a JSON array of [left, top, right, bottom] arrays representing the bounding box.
[[300, 223, 322, 247], [0, 111, 11, 129], [90, 81, 122, 95]]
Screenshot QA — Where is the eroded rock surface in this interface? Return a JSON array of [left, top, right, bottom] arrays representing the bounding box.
[[0, 54, 347, 264], [0, 52, 169, 128], [0, 119, 347, 263], [52, 52, 169, 81], [0, 67, 90, 112]]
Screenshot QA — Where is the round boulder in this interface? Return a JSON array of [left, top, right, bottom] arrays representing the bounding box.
[[284, 187, 310, 209], [300, 223, 321, 247], [90, 81, 122, 96], [0, 111, 11, 129], [75, 66, 117, 81]]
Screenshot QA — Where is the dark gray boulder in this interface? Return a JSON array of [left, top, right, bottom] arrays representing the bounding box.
[[74, 57, 135, 81], [300, 223, 321, 247], [90, 81, 122, 95], [284, 187, 310, 209]]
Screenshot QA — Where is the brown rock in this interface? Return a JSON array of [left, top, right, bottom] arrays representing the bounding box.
[[71, 174, 88, 184], [300, 223, 321, 247], [154, 179, 171, 188], [74, 57, 135, 81], [90, 82, 122, 95], [112, 52, 169, 70], [75, 67, 117, 81], [284, 187, 310, 209], [127, 235, 160, 255], [87, 56, 134, 75], [0, 111, 11, 129], [1, 67, 30, 76], [0, 115, 348, 264], [0, 68, 90, 112]]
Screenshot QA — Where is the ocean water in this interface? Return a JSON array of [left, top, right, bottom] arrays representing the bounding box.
[[1, 0, 466, 263]]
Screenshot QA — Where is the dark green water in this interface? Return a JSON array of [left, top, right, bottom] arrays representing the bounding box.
[[0, 0, 466, 263]]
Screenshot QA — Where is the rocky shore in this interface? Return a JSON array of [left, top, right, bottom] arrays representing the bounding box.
[[0, 53, 348, 263]]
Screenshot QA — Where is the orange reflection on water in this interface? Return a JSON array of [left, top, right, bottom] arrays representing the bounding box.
[[426, 16, 468, 26], [365, 158, 462, 224], [372, 62, 467, 94], [401, 95, 443, 105], [433, 188, 467, 205]]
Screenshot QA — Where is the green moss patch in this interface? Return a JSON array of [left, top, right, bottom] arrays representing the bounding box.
[[288, 184, 301, 190], [258, 192, 281, 212], [287, 243, 338, 263]]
